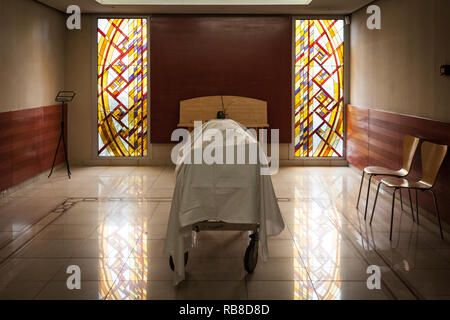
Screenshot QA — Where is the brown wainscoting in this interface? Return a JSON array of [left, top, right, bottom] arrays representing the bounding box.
[[346, 105, 450, 224], [0, 104, 67, 192], [346, 105, 369, 170]]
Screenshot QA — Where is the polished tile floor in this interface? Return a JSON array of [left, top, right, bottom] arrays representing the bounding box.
[[0, 166, 449, 300]]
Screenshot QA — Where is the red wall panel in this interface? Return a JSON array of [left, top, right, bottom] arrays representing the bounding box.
[[0, 105, 67, 192], [150, 16, 292, 143], [347, 105, 450, 224]]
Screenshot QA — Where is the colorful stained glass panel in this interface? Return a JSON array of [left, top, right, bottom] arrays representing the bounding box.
[[97, 18, 148, 157], [294, 20, 344, 158]]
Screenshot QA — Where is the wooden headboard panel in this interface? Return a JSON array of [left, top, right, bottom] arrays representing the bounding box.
[[178, 96, 269, 128]]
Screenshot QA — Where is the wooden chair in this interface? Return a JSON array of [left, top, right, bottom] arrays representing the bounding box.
[[356, 135, 420, 221], [370, 141, 448, 240]]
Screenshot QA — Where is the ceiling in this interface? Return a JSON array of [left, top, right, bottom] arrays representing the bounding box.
[[37, 0, 374, 14]]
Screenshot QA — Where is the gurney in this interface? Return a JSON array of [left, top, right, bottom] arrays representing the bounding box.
[[164, 119, 285, 285]]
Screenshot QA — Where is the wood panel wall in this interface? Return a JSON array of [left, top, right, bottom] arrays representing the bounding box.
[[346, 105, 450, 224], [0, 105, 67, 192], [346, 105, 369, 170], [150, 16, 292, 143]]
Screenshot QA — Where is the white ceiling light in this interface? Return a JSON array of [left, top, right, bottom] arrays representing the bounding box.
[[95, 0, 312, 5]]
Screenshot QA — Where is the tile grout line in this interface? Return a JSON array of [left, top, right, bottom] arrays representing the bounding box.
[[104, 229, 147, 300], [282, 193, 389, 300], [5, 172, 430, 301], [33, 201, 110, 300], [0, 199, 80, 268], [0, 201, 69, 252], [287, 223, 322, 300], [0, 198, 80, 300], [304, 179, 397, 299], [329, 200, 423, 300], [350, 216, 425, 300], [313, 175, 421, 300], [32, 258, 72, 300]]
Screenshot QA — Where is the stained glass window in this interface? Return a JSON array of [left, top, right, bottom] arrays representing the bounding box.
[[294, 19, 344, 158], [97, 18, 148, 157]]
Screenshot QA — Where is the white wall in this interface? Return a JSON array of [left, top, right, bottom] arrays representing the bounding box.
[[0, 0, 66, 112], [350, 0, 450, 122], [65, 14, 93, 165]]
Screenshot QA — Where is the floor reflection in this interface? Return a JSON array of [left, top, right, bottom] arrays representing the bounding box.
[[293, 268, 316, 299], [98, 175, 146, 197], [293, 182, 342, 299], [98, 202, 148, 300], [3, 167, 449, 300]]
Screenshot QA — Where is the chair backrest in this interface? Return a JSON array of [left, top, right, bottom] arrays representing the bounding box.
[[420, 141, 448, 187], [401, 135, 420, 172]]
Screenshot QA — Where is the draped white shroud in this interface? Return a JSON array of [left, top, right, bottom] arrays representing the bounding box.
[[164, 120, 285, 285]]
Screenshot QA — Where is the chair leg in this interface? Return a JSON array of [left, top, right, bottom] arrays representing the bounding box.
[[408, 189, 415, 223], [400, 189, 404, 211], [415, 189, 420, 225], [370, 182, 382, 225], [390, 188, 397, 241], [430, 190, 444, 240], [356, 171, 365, 209], [364, 175, 373, 220]]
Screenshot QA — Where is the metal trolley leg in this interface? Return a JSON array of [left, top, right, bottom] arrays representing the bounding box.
[[244, 232, 259, 273], [172, 222, 261, 274], [169, 252, 189, 272]]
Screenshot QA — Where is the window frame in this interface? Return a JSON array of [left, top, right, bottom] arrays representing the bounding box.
[[92, 15, 152, 160], [289, 15, 349, 161]]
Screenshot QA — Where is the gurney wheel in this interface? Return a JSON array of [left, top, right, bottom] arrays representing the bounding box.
[[169, 252, 189, 271], [244, 234, 258, 273]]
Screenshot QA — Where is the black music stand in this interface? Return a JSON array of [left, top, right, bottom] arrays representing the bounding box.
[[48, 91, 76, 179]]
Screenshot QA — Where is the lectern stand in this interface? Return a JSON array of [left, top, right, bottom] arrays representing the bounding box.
[[48, 91, 76, 179]]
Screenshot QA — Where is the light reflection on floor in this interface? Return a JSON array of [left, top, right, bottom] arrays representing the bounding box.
[[98, 201, 148, 300], [0, 166, 449, 299], [292, 180, 342, 300]]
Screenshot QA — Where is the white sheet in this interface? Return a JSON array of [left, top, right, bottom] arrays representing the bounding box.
[[164, 120, 285, 285]]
